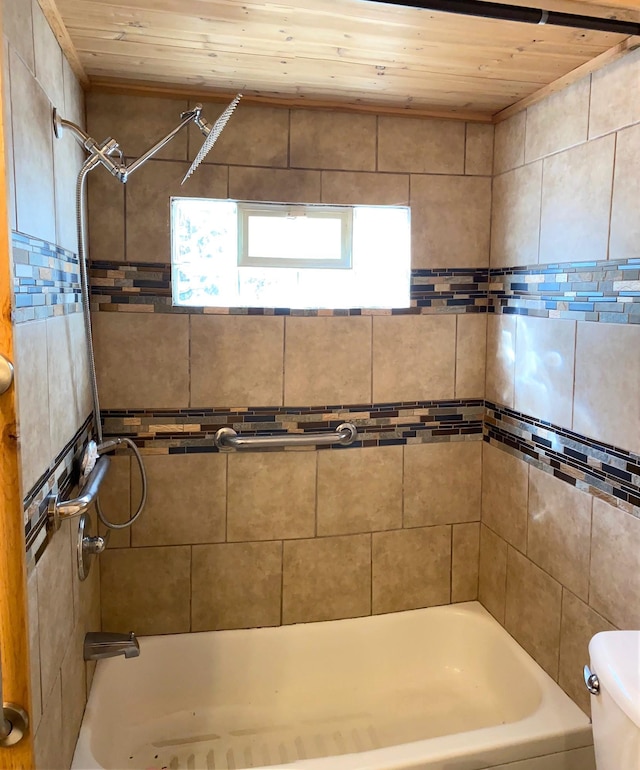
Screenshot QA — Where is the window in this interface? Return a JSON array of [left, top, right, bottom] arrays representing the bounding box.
[[171, 198, 410, 309]]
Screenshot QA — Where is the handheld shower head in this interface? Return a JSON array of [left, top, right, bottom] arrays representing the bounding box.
[[181, 93, 242, 185]]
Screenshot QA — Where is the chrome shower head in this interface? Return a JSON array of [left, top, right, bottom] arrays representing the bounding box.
[[181, 93, 242, 185]]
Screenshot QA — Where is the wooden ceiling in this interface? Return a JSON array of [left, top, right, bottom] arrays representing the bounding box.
[[44, 0, 640, 120]]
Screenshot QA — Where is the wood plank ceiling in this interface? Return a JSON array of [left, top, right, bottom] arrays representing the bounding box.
[[51, 0, 640, 120]]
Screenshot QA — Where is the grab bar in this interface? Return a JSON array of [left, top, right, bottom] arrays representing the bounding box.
[[47, 455, 111, 531], [214, 422, 358, 450]]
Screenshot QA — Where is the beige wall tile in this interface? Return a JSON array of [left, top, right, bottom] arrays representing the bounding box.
[[465, 123, 494, 176], [10, 49, 56, 243], [101, 546, 191, 635], [505, 547, 562, 679], [227, 451, 316, 541], [14, 321, 51, 494], [590, 498, 640, 629], [87, 165, 126, 263], [515, 316, 576, 428], [3, 42, 17, 231], [539, 135, 615, 264], [574, 322, 640, 455], [482, 442, 528, 552], [524, 78, 590, 163], [3, 0, 35, 72], [527, 466, 592, 600], [493, 112, 525, 175], [27, 569, 42, 734], [491, 162, 542, 268], [32, 0, 64, 109], [559, 590, 615, 715], [589, 47, 640, 139], [404, 442, 481, 527], [62, 57, 84, 127], [485, 314, 516, 408], [283, 534, 371, 623], [378, 117, 464, 174], [321, 171, 409, 205], [126, 159, 228, 263], [290, 110, 376, 171], [455, 314, 487, 398], [317, 446, 402, 536], [192, 541, 282, 631], [452, 522, 480, 602], [97, 455, 131, 549], [92, 312, 190, 408], [229, 166, 320, 203], [372, 526, 451, 614], [34, 674, 64, 770], [191, 316, 284, 407], [87, 92, 189, 161], [54, 123, 84, 253], [610, 122, 640, 261], [478, 524, 507, 623], [188, 103, 289, 167], [60, 621, 87, 768], [410, 175, 491, 269], [284, 316, 371, 405], [132, 454, 226, 547], [372, 315, 456, 402]]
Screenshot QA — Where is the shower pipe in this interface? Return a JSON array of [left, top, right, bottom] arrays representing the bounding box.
[[370, 0, 640, 35]]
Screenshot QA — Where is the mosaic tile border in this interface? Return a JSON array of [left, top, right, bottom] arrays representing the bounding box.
[[12, 232, 82, 323]]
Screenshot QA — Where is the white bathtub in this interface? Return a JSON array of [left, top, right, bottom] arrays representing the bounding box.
[[72, 602, 594, 770]]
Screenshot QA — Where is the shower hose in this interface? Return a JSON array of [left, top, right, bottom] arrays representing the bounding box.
[[77, 160, 148, 529]]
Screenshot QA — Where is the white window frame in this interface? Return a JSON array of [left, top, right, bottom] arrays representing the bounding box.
[[237, 202, 353, 269]]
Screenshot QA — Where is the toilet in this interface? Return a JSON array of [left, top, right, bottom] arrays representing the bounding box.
[[587, 630, 640, 769]]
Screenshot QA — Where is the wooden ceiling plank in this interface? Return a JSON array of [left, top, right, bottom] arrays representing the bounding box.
[[37, 0, 90, 87]]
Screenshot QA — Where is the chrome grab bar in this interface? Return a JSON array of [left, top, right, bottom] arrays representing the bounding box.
[[214, 422, 358, 450], [47, 455, 111, 531]]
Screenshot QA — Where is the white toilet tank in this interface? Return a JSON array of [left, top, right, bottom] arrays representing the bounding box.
[[588, 630, 640, 770]]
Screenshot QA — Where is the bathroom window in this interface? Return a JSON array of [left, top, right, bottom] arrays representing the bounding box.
[[171, 198, 410, 309]]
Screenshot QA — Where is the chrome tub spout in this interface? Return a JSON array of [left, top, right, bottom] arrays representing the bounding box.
[[84, 631, 140, 661]]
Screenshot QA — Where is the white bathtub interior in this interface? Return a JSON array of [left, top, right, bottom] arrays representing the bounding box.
[[72, 602, 592, 770]]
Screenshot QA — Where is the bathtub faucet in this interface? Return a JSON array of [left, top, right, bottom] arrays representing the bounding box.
[[84, 631, 140, 661]]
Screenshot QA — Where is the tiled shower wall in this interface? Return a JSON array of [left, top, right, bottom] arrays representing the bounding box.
[[3, 0, 99, 767], [85, 94, 493, 635], [482, 48, 640, 713]]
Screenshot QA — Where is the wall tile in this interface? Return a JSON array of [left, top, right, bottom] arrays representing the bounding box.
[[527, 466, 592, 600], [609, 122, 640, 261], [574, 322, 640, 455], [101, 546, 191, 635], [404, 442, 481, 527], [482, 443, 528, 552], [62, 57, 84, 127], [485, 314, 516, 408], [514, 316, 576, 428], [589, 47, 640, 139], [227, 451, 316, 541], [378, 117, 465, 174], [192, 542, 282, 631], [478, 524, 507, 623], [3, 0, 35, 72], [87, 165, 126, 264], [505, 546, 562, 679], [372, 315, 456, 402], [317, 446, 402, 536], [60, 621, 87, 768], [191, 316, 284, 407], [284, 316, 371, 405], [493, 112, 525, 175], [132, 454, 226, 547], [372, 526, 451, 614], [525, 78, 590, 163], [465, 123, 494, 176], [321, 171, 409, 205], [188, 103, 289, 167], [539, 135, 615, 264], [590, 498, 640, 629], [54, 124, 84, 253], [229, 166, 320, 202], [559, 590, 614, 714], [34, 674, 64, 770], [452, 522, 480, 602], [3, 41, 17, 232], [410, 174, 491, 269], [491, 161, 542, 267], [97, 455, 131, 549], [283, 534, 371, 623], [92, 312, 190, 409], [455, 314, 487, 398], [32, 0, 64, 109], [290, 110, 376, 171], [27, 569, 42, 734]]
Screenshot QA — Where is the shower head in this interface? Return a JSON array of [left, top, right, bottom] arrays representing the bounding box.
[[181, 93, 242, 185]]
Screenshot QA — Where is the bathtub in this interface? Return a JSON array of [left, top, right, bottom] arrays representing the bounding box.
[[72, 602, 594, 770]]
